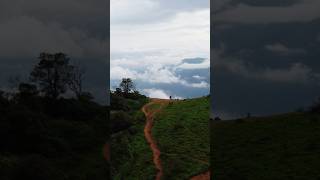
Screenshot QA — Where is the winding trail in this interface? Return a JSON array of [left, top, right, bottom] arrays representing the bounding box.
[[142, 99, 210, 180], [190, 170, 210, 180], [142, 99, 170, 180], [103, 143, 110, 162]]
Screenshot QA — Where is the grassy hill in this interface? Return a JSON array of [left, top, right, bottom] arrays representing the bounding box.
[[0, 94, 110, 180], [211, 112, 320, 180], [110, 93, 157, 179], [152, 96, 210, 179]]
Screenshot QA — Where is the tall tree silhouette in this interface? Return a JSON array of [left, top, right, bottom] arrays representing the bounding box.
[[30, 53, 73, 99], [68, 62, 85, 98], [119, 78, 135, 96]]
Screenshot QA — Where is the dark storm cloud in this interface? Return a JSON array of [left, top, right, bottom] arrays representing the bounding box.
[[0, 0, 107, 35], [229, 0, 300, 7], [211, 0, 320, 119], [214, 0, 320, 24], [0, 0, 109, 104], [0, 0, 108, 59], [212, 0, 300, 14], [182, 58, 206, 64]]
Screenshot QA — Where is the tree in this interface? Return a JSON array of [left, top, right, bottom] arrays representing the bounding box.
[[18, 83, 38, 96], [8, 75, 22, 92], [119, 78, 135, 95], [115, 88, 122, 96], [68, 62, 85, 98], [30, 53, 73, 99]]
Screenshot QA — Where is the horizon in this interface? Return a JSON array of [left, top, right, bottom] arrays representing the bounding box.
[[110, 0, 210, 99], [211, 0, 320, 119]]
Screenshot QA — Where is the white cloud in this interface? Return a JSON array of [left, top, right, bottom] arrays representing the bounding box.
[[143, 88, 184, 99], [110, 66, 139, 80], [111, 2, 210, 95], [111, 0, 159, 24], [110, 64, 209, 88], [186, 81, 210, 88], [192, 75, 206, 80], [111, 9, 210, 58], [143, 88, 170, 99]]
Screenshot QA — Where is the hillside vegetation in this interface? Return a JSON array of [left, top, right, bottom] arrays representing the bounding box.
[[211, 112, 320, 180], [110, 91, 157, 179], [153, 96, 210, 179], [0, 92, 109, 180], [0, 53, 110, 180]]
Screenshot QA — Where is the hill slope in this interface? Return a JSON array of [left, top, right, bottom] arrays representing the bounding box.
[[211, 112, 320, 180], [152, 97, 210, 179], [110, 94, 156, 179], [0, 95, 109, 180]]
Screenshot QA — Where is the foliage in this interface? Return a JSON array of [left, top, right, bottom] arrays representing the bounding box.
[[309, 97, 320, 113], [211, 112, 320, 180], [152, 97, 210, 179], [110, 89, 155, 179], [30, 53, 74, 99], [119, 78, 135, 96], [68, 63, 85, 98], [0, 53, 110, 180], [0, 92, 110, 179]]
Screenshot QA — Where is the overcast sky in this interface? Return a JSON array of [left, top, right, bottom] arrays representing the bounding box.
[[212, 0, 320, 119], [110, 0, 210, 99], [0, 0, 109, 104]]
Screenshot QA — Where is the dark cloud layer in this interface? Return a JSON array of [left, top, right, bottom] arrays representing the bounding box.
[[211, 0, 320, 119], [182, 58, 206, 64], [0, 0, 109, 104]]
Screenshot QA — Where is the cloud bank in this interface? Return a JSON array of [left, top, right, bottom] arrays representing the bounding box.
[[111, 0, 210, 98]]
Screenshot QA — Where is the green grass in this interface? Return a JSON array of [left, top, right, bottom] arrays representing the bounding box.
[[110, 100, 156, 179], [0, 117, 110, 180], [153, 97, 210, 179], [211, 112, 320, 180], [148, 103, 161, 111], [110, 121, 156, 179]]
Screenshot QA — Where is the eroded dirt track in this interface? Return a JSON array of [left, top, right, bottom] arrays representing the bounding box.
[[190, 171, 210, 180], [142, 99, 170, 180], [142, 99, 210, 180]]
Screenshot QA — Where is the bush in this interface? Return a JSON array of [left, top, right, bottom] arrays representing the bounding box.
[[110, 111, 133, 133], [308, 97, 320, 113], [110, 93, 129, 111], [12, 155, 63, 180]]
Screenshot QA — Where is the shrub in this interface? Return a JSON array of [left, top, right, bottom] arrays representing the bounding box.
[[110, 111, 133, 133], [12, 155, 63, 180]]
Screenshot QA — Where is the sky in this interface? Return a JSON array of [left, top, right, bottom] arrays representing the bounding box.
[[212, 0, 320, 119], [110, 0, 210, 99], [0, 0, 109, 104]]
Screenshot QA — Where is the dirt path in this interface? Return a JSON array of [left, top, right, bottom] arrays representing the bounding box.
[[190, 170, 210, 180], [103, 143, 110, 162], [142, 99, 170, 180], [142, 99, 210, 180]]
